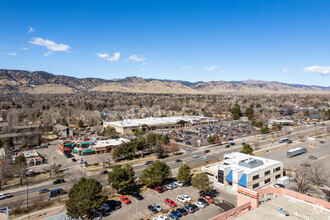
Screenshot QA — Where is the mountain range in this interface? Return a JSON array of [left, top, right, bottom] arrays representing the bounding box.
[[0, 69, 329, 95]]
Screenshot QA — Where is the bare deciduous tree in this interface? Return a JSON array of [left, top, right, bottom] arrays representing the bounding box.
[[69, 169, 87, 184], [295, 166, 310, 194], [308, 162, 328, 187]]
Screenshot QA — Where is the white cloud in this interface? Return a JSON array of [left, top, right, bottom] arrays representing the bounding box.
[[282, 67, 288, 73], [29, 38, 70, 55], [142, 62, 148, 66], [182, 65, 191, 70], [97, 53, 109, 58], [205, 65, 219, 71], [44, 51, 53, 56], [8, 52, 17, 56], [28, 27, 35, 33], [97, 52, 120, 62], [21, 47, 29, 50], [139, 67, 144, 71], [129, 54, 146, 62], [303, 66, 330, 75]]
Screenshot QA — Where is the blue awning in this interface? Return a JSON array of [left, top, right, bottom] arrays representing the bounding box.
[[226, 170, 233, 182], [238, 173, 247, 187]]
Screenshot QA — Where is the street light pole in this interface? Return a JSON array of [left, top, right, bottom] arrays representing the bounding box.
[[135, 198, 138, 220]]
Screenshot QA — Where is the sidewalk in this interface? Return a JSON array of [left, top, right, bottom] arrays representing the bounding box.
[[14, 205, 65, 220]]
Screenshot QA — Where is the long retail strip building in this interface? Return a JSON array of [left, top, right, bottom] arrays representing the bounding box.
[[103, 116, 219, 134]]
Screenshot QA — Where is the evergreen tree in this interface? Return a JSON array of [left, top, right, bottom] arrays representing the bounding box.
[[191, 172, 212, 192], [240, 144, 253, 155], [177, 164, 192, 184], [108, 164, 136, 192], [66, 178, 106, 219], [141, 161, 172, 186]]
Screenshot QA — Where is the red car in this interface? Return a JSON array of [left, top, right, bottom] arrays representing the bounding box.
[[206, 198, 214, 203], [155, 186, 164, 193], [120, 196, 131, 204], [164, 198, 177, 207]]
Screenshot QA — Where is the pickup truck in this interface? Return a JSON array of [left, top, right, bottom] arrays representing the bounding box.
[[0, 193, 13, 200]]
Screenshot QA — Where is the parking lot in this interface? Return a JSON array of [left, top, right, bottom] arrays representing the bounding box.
[[153, 121, 255, 147], [105, 185, 236, 220], [262, 136, 330, 170]]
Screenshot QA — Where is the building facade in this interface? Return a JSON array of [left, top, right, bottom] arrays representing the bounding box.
[[203, 152, 283, 191], [104, 116, 218, 134]]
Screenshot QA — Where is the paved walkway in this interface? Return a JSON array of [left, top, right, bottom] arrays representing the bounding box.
[[14, 205, 65, 220]]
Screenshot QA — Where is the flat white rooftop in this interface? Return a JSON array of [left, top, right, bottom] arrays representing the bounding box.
[[92, 138, 129, 148], [206, 152, 282, 174], [104, 116, 216, 128]]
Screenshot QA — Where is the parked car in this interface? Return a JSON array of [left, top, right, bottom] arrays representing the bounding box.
[[132, 192, 143, 200], [193, 154, 200, 158], [194, 201, 206, 209], [173, 181, 184, 187], [300, 163, 311, 167], [153, 203, 162, 212], [183, 205, 194, 213], [189, 204, 198, 212], [308, 155, 317, 160], [167, 214, 178, 220], [120, 196, 131, 204], [225, 144, 230, 148], [39, 189, 49, 194], [42, 145, 48, 148], [198, 198, 209, 206], [148, 205, 159, 214], [42, 168, 47, 173], [33, 146, 40, 149], [101, 203, 110, 212], [204, 150, 210, 153], [106, 200, 121, 210], [155, 186, 164, 193], [175, 159, 182, 163], [187, 149, 192, 153], [153, 215, 168, 220], [177, 195, 186, 203], [72, 158, 77, 162], [176, 207, 188, 215], [229, 142, 235, 146], [164, 198, 177, 207], [145, 161, 154, 165], [170, 210, 182, 218], [165, 184, 174, 190], [273, 184, 285, 188], [53, 178, 65, 185]]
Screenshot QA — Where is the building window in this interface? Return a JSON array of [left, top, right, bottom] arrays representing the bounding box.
[[265, 170, 270, 176], [253, 175, 259, 180], [275, 174, 281, 179], [265, 178, 271, 184], [218, 170, 224, 184], [275, 167, 281, 172], [253, 183, 259, 189]]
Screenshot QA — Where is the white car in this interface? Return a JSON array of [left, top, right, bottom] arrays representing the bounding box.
[[194, 201, 205, 209], [169, 182, 177, 188], [153, 203, 162, 212], [158, 215, 168, 220], [193, 154, 200, 158], [177, 195, 186, 203], [174, 181, 184, 187], [165, 184, 173, 190], [181, 195, 191, 201]]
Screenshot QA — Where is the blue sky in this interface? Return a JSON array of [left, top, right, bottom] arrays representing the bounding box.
[[0, 0, 329, 86]]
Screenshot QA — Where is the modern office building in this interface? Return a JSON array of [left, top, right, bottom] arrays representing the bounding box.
[[104, 116, 218, 134], [202, 152, 283, 191]]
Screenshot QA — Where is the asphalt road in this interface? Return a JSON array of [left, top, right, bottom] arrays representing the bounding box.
[[0, 122, 328, 209]]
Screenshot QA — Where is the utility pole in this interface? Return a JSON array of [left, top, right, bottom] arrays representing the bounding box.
[[110, 182, 113, 198]]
